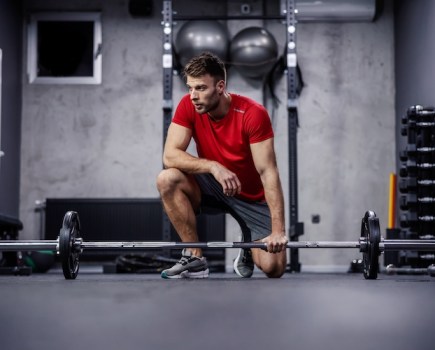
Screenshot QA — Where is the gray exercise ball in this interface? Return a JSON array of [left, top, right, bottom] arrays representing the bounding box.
[[230, 27, 278, 79], [175, 20, 229, 67]]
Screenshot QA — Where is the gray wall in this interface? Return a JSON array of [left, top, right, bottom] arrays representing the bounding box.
[[394, 0, 435, 193], [0, 0, 23, 218], [19, 0, 395, 268]]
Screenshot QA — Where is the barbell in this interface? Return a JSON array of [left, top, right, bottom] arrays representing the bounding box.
[[1, 210, 435, 280]]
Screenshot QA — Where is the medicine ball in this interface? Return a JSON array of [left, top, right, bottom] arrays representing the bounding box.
[[230, 27, 278, 80], [174, 20, 229, 67], [24, 251, 55, 273]]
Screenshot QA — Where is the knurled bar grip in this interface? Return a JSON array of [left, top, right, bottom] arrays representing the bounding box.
[[80, 241, 361, 249]]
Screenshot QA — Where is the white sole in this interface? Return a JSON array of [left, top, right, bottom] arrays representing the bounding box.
[[233, 250, 253, 278], [184, 269, 209, 278], [162, 268, 209, 279], [233, 251, 243, 277]]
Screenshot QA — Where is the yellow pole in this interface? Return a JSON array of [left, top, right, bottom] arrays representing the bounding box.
[[388, 173, 397, 229]]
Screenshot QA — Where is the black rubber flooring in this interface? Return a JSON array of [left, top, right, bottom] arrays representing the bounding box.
[[1, 270, 434, 350]]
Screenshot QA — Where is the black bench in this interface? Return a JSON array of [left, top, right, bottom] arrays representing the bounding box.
[[0, 213, 31, 275]]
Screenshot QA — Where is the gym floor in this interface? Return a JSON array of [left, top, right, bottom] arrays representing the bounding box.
[[1, 269, 434, 350]]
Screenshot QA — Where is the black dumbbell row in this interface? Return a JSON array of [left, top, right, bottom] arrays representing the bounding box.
[[398, 105, 435, 269]]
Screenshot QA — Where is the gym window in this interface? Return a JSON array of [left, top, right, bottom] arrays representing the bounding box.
[[27, 12, 102, 85]]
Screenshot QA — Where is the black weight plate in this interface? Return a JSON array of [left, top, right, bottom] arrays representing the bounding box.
[[361, 211, 380, 280], [59, 211, 81, 279], [367, 216, 380, 279]]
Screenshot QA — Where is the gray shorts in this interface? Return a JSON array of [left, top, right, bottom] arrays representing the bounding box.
[[195, 174, 271, 241]]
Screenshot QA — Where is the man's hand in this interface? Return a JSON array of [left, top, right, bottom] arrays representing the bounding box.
[[261, 232, 288, 253], [210, 162, 242, 197]]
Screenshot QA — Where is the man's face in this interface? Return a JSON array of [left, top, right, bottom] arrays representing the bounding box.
[[186, 74, 223, 114]]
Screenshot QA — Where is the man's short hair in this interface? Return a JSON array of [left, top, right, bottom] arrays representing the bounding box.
[[183, 52, 226, 83]]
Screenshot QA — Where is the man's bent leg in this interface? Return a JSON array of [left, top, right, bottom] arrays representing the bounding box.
[[156, 168, 202, 257], [251, 247, 287, 278]]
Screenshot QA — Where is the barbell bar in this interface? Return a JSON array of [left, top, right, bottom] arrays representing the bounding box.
[[1, 239, 434, 252], [1, 210, 434, 280], [3, 239, 434, 252]]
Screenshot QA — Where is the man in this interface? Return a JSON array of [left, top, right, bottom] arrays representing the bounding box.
[[156, 52, 288, 279]]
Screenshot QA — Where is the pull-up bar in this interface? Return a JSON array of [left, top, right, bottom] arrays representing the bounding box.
[[172, 0, 379, 23]]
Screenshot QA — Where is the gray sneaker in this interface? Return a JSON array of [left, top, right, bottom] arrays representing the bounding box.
[[233, 248, 254, 278], [161, 249, 209, 279]]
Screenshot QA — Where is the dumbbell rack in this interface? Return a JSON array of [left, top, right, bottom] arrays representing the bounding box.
[[399, 105, 435, 267]]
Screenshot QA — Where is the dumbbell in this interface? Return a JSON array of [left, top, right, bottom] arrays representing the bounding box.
[[399, 178, 435, 193], [386, 264, 435, 276], [407, 105, 435, 119], [399, 145, 435, 161], [400, 212, 435, 227], [400, 194, 435, 210], [400, 161, 435, 177]]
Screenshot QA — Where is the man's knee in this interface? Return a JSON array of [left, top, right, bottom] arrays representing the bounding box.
[[255, 252, 287, 278], [264, 263, 286, 278], [156, 168, 184, 194]]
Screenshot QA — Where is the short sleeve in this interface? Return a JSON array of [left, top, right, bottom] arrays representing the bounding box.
[[172, 95, 194, 129], [244, 105, 274, 144]]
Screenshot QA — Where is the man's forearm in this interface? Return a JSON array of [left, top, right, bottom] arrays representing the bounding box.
[[163, 149, 215, 174], [261, 168, 286, 234]]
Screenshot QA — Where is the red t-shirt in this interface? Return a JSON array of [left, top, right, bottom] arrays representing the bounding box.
[[172, 93, 274, 202]]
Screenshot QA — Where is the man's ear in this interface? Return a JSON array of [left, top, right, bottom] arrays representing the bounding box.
[[217, 79, 225, 94]]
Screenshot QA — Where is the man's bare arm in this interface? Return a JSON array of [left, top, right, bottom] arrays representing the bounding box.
[[250, 138, 288, 252], [163, 123, 241, 195], [163, 123, 212, 173]]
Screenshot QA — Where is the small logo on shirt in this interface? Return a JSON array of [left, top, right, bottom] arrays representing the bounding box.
[[233, 108, 245, 113]]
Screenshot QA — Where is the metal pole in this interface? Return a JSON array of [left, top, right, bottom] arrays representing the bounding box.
[[380, 240, 435, 251], [285, 0, 303, 272], [173, 15, 286, 21], [161, 0, 174, 249], [162, 0, 173, 144], [0, 240, 58, 251]]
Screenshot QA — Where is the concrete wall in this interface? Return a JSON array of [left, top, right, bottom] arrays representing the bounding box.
[[394, 0, 435, 192], [0, 0, 23, 217], [296, 5, 395, 268], [20, 0, 164, 235], [19, 0, 395, 269]]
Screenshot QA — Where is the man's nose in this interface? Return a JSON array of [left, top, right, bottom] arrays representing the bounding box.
[[190, 90, 198, 100]]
